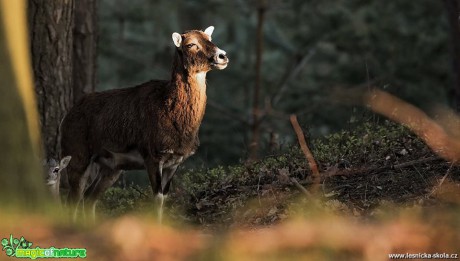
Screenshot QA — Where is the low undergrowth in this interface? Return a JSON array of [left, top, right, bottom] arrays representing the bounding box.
[[99, 120, 460, 229]]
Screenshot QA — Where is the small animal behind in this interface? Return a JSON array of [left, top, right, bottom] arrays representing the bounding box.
[[44, 156, 71, 203]]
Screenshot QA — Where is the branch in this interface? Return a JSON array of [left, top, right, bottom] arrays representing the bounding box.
[[315, 156, 444, 181], [290, 177, 313, 198], [130, 185, 149, 198], [207, 100, 250, 126], [278, 168, 313, 198], [428, 161, 454, 197], [248, 0, 267, 161], [290, 114, 321, 193], [271, 49, 316, 107]]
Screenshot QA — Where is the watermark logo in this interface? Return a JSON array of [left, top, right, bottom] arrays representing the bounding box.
[[1, 235, 32, 257], [1, 235, 86, 259]]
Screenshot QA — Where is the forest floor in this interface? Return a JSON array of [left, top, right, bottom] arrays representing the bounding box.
[[99, 121, 460, 230], [163, 121, 460, 231], [2, 121, 460, 260]]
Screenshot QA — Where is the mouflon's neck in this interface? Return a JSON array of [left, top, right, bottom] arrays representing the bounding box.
[[168, 51, 208, 132]]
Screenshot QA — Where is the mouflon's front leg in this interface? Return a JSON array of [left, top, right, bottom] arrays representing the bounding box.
[[145, 157, 165, 223]]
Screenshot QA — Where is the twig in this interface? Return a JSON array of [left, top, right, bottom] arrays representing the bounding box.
[[257, 175, 262, 206], [438, 163, 453, 186], [290, 115, 320, 194], [290, 177, 313, 198], [322, 156, 442, 178], [392, 156, 441, 170], [272, 49, 316, 107], [208, 101, 250, 126], [428, 162, 454, 197], [293, 156, 444, 186], [131, 185, 149, 198], [277, 169, 313, 198]]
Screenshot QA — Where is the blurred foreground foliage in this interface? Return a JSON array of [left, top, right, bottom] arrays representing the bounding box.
[[3, 206, 460, 260], [2, 208, 459, 261]]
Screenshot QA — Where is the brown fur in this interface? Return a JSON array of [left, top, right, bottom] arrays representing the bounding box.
[[60, 28, 228, 219]]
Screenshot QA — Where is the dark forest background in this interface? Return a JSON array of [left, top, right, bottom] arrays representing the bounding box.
[[96, 0, 455, 168], [25, 0, 460, 186]]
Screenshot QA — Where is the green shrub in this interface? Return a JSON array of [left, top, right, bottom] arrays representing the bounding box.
[[98, 186, 151, 217]]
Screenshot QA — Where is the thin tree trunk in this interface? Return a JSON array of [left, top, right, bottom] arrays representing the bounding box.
[[444, 0, 460, 111], [73, 0, 97, 102], [0, 0, 47, 207], [28, 0, 74, 160], [248, 0, 266, 161]]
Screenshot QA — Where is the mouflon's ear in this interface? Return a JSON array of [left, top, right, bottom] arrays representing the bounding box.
[[204, 26, 214, 39], [172, 32, 182, 47]]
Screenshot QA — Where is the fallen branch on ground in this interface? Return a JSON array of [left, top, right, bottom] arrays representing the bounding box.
[[295, 156, 445, 186], [323, 156, 443, 178]]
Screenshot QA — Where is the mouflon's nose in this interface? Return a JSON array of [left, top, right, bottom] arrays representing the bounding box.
[[214, 49, 228, 64]]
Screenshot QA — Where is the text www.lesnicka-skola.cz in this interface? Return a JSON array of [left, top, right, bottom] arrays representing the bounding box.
[[389, 253, 459, 259]]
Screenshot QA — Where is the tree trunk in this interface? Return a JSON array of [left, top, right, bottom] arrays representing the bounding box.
[[28, 0, 74, 160], [248, 0, 266, 161], [444, 0, 460, 111], [0, 0, 47, 208], [73, 0, 97, 102]]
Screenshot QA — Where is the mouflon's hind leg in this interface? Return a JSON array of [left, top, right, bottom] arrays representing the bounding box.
[[65, 155, 91, 222], [84, 163, 122, 223], [61, 116, 92, 222]]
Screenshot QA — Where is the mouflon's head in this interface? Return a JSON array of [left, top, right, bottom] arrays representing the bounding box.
[[172, 26, 229, 73]]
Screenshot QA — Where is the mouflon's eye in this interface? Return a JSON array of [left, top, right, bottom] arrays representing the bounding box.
[[186, 43, 195, 49], [53, 168, 59, 173]]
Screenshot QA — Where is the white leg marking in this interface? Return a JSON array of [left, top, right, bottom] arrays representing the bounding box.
[[156, 193, 165, 224], [91, 201, 97, 223]]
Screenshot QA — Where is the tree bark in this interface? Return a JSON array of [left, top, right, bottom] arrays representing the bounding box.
[[0, 0, 47, 208], [248, 0, 266, 161], [28, 0, 75, 160], [73, 0, 97, 102], [444, 0, 460, 111]]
